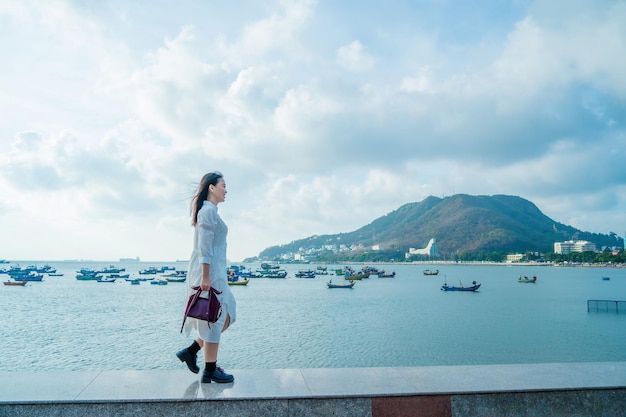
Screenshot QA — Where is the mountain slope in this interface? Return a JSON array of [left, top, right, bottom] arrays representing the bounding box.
[[256, 194, 622, 259]]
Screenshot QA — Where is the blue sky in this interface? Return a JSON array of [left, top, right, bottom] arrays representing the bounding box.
[[1, 0, 625, 262]]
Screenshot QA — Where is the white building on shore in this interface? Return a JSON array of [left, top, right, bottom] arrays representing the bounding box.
[[554, 240, 597, 254], [405, 238, 439, 259]]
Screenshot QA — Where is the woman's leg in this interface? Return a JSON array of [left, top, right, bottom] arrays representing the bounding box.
[[203, 341, 219, 363], [201, 315, 234, 383], [202, 314, 230, 362], [178, 315, 230, 375]]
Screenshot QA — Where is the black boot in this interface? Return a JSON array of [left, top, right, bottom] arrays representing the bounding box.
[[202, 362, 234, 383], [176, 342, 200, 374]]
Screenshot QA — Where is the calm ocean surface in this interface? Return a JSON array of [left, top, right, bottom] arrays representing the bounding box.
[[1, 261, 625, 372]]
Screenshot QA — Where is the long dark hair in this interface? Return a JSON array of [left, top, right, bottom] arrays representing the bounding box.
[[191, 171, 223, 226]]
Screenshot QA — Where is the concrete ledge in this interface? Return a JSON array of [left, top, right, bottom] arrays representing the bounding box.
[[1, 362, 625, 416]]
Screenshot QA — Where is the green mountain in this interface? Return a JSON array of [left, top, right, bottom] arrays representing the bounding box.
[[255, 194, 623, 261]]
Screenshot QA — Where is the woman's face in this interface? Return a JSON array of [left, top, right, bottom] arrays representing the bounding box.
[[209, 178, 227, 203]]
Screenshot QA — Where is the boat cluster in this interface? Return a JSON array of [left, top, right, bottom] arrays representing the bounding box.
[[75, 265, 187, 285], [337, 266, 396, 279], [227, 264, 288, 281], [226, 264, 397, 287], [1, 264, 59, 285], [327, 266, 397, 288], [225, 264, 399, 289]]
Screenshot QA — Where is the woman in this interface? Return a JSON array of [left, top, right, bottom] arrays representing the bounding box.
[[176, 171, 236, 383]]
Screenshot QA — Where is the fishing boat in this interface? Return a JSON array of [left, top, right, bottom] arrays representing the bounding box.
[[441, 281, 481, 292], [76, 273, 100, 281], [129, 279, 141, 285], [361, 266, 380, 276], [163, 270, 187, 278], [150, 279, 168, 285], [7, 267, 44, 281], [327, 280, 355, 289], [3, 280, 27, 286], [315, 266, 329, 275], [377, 271, 396, 278], [602, 276, 610, 281], [228, 265, 261, 279], [105, 273, 130, 279], [423, 269, 439, 276], [97, 277, 116, 283], [295, 270, 316, 278], [166, 276, 186, 283], [135, 277, 154, 282], [344, 273, 367, 280], [11, 273, 44, 282], [228, 278, 250, 286], [24, 264, 56, 273], [260, 263, 280, 270], [518, 275, 537, 283], [100, 266, 125, 274], [258, 269, 288, 278], [47, 273, 64, 276]]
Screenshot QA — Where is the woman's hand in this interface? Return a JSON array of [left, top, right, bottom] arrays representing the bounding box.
[[200, 276, 211, 291]]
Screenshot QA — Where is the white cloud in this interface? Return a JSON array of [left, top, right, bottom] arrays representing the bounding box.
[[400, 67, 435, 94], [336, 40, 375, 72]]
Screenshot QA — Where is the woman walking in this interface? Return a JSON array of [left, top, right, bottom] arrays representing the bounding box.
[[177, 171, 236, 383]]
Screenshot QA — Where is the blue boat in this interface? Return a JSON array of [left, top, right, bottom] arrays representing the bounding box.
[[7, 268, 44, 281], [100, 266, 125, 274], [257, 269, 288, 278], [260, 263, 280, 270], [16, 274, 44, 282], [76, 273, 100, 280], [295, 270, 316, 278]]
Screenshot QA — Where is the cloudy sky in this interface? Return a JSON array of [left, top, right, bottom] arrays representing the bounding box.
[[1, 0, 625, 262]]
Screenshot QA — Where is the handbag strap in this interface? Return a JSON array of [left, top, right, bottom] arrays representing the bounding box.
[[180, 287, 201, 333]]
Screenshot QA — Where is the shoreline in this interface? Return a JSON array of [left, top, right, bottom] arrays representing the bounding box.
[[2, 259, 624, 268], [326, 260, 626, 268]]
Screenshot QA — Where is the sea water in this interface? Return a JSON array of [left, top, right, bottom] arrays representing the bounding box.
[[0, 261, 625, 371]]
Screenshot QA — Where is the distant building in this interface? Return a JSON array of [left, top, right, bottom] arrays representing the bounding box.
[[554, 240, 597, 254], [506, 254, 523, 262], [405, 238, 439, 259]]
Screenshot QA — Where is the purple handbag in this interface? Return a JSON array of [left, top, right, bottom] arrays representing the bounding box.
[[180, 286, 222, 333]]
